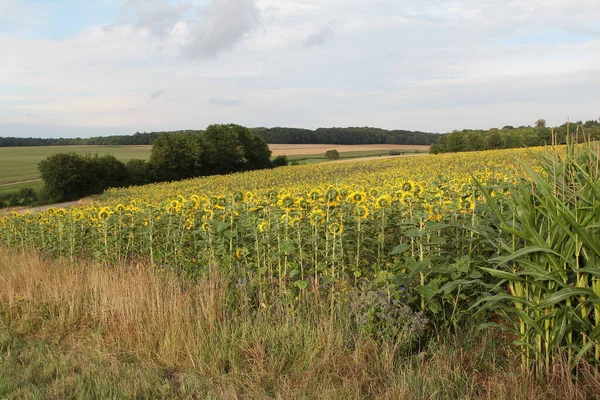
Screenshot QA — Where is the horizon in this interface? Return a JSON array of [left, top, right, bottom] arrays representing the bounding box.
[[2, 1, 599, 138]]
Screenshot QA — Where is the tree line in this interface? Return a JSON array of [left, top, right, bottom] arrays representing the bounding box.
[[430, 119, 600, 154], [0, 127, 439, 147], [1, 125, 272, 206], [250, 127, 439, 145]]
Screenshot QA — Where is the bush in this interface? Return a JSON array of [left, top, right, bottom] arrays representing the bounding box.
[[39, 153, 128, 202], [351, 287, 427, 350], [389, 150, 404, 156], [272, 155, 289, 167], [126, 159, 153, 186], [325, 149, 340, 160]]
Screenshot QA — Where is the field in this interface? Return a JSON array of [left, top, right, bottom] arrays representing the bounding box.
[[269, 144, 429, 156], [1, 144, 599, 398], [0, 146, 152, 185], [0, 144, 427, 185]]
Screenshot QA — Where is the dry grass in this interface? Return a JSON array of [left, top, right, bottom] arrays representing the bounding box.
[[1, 247, 599, 399]]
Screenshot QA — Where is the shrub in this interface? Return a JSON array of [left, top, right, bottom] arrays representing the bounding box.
[[272, 155, 289, 167], [351, 287, 427, 350], [325, 149, 340, 160], [39, 153, 128, 202]]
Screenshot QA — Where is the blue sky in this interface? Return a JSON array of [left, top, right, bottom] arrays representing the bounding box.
[[0, 0, 119, 38], [1, 0, 599, 138]]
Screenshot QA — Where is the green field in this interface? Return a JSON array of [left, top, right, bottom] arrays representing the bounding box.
[[0, 146, 152, 185], [0, 180, 45, 196], [0, 146, 426, 186]]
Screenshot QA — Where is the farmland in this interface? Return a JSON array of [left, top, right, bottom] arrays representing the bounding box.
[[1, 143, 599, 398], [0, 144, 425, 185], [0, 145, 152, 185]]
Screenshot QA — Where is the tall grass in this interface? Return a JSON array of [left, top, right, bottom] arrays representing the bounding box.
[[476, 133, 600, 374], [1, 247, 599, 398]]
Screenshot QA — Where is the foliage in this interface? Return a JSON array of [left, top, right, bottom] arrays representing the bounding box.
[[3, 143, 600, 378], [431, 120, 600, 154], [255, 126, 440, 145], [325, 149, 340, 160], [3, 247, 600, 399], [474, 140, 600, 373], [149, 132, 204, 181], [3, 148, 531, 328], [272, 155, 289, 167], [38, 153, 128, 202], [0, 125, 440, 147], [0, 187, 39, 208], [351, 286, 427, 347]]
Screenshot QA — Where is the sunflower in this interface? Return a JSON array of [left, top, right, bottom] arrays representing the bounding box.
[[308, 207, 326, 226], [400, 191, 413, 206], [257, 220, 270, 233], [329, 222, 343, 235], [354, 204, 370, 219], [347, 191, 366, 203], [279, 195, 295, 210], [376, 195, 392, 208]]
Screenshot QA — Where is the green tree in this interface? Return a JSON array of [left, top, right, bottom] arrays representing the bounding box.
[[202, 124, 246, 175], [272, 155, 289, 167], [445, 131, 465, 152], [39, 153, 90, 201], [150, 133, 204, 181], [39, 153, 128, 202], [325, 149, 340, 160]]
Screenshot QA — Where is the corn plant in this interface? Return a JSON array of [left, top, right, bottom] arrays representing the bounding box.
[[475, 135, 600, 374]]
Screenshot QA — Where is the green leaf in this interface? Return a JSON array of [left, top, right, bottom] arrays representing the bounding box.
[[490, 246, 564, 266], [390, 243, 410, 255], [417, 282, 438, 299], [295, 280, 308, 290], [536, 288, 597, 308]]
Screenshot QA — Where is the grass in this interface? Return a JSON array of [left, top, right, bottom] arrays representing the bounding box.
[[0, 146, 427, 185], [286, 149, 425, 164], [1, 247, 599, 399], [0, 146, 151, 185], [0, 180, 44, 196]]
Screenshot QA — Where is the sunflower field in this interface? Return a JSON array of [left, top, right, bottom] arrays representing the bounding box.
[[2, 144, 599, 374]]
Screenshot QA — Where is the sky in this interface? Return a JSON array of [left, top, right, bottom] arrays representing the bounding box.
[[1, 0, 599, 138]]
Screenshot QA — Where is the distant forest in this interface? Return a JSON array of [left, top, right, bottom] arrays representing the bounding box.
[[430, 119, 600, 153], [0, 127, 439, 147]]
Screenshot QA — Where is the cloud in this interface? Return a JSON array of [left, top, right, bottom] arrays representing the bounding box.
[[208, 97, 243, 106], [118, 0, 261, 58], [1, 0, 600, 137], [183, 0, 261, 58], [304, 26, 334, 47], [150, 89, 165, 99], [120, 0, 192, 36]]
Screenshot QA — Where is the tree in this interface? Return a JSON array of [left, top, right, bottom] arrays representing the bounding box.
[[325, 149, 340, 160], [239, 130, 273, 170], [272, 155, 289, 167], [150, 132, 204, 182], [485, 131, 504, 149], [445, 131, 465, 152], [39, 153, 90, 201], [535, 119, 547, 128], [202, 124, 246, 175], [126, 159, 153, 186], [39, 153, 128, 202]]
